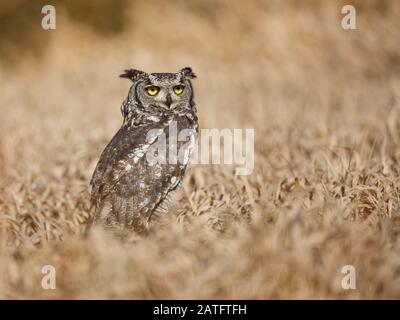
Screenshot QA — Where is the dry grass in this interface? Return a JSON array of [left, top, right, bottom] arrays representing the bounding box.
[[1, 0, 400, 299]]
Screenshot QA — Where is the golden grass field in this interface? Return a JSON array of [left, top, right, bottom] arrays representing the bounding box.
[[1, 0, 400, 299]]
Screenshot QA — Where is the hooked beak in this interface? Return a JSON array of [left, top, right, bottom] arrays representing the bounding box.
[[165, 93, 172, 108]]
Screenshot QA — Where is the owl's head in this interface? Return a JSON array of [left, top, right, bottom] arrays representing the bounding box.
[[120, 67, 196, 110]]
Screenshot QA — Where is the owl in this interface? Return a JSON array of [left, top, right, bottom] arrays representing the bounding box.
[[87, 67, 198, 232]]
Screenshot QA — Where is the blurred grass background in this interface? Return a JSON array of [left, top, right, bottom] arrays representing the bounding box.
[[1, 0, 400, 299]]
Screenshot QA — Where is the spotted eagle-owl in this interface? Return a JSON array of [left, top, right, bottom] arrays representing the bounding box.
[[88, 67, 198, 232]]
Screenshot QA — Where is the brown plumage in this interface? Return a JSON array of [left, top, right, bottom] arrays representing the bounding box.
[[87, 68, 198, 232]]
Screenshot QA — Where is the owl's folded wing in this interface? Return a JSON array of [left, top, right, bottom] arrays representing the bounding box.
[[89, 121, 174, 211]]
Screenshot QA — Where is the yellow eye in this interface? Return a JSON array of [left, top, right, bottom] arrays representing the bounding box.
[[173, 85, 184, 95], [146, 86, 159, 96]]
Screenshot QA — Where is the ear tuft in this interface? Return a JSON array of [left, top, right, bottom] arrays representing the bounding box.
[[119, 69, 149, 82], [180, 67, 196, 79]]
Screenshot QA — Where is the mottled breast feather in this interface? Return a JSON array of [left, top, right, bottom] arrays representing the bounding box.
[[89, 106, 198, 231]]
